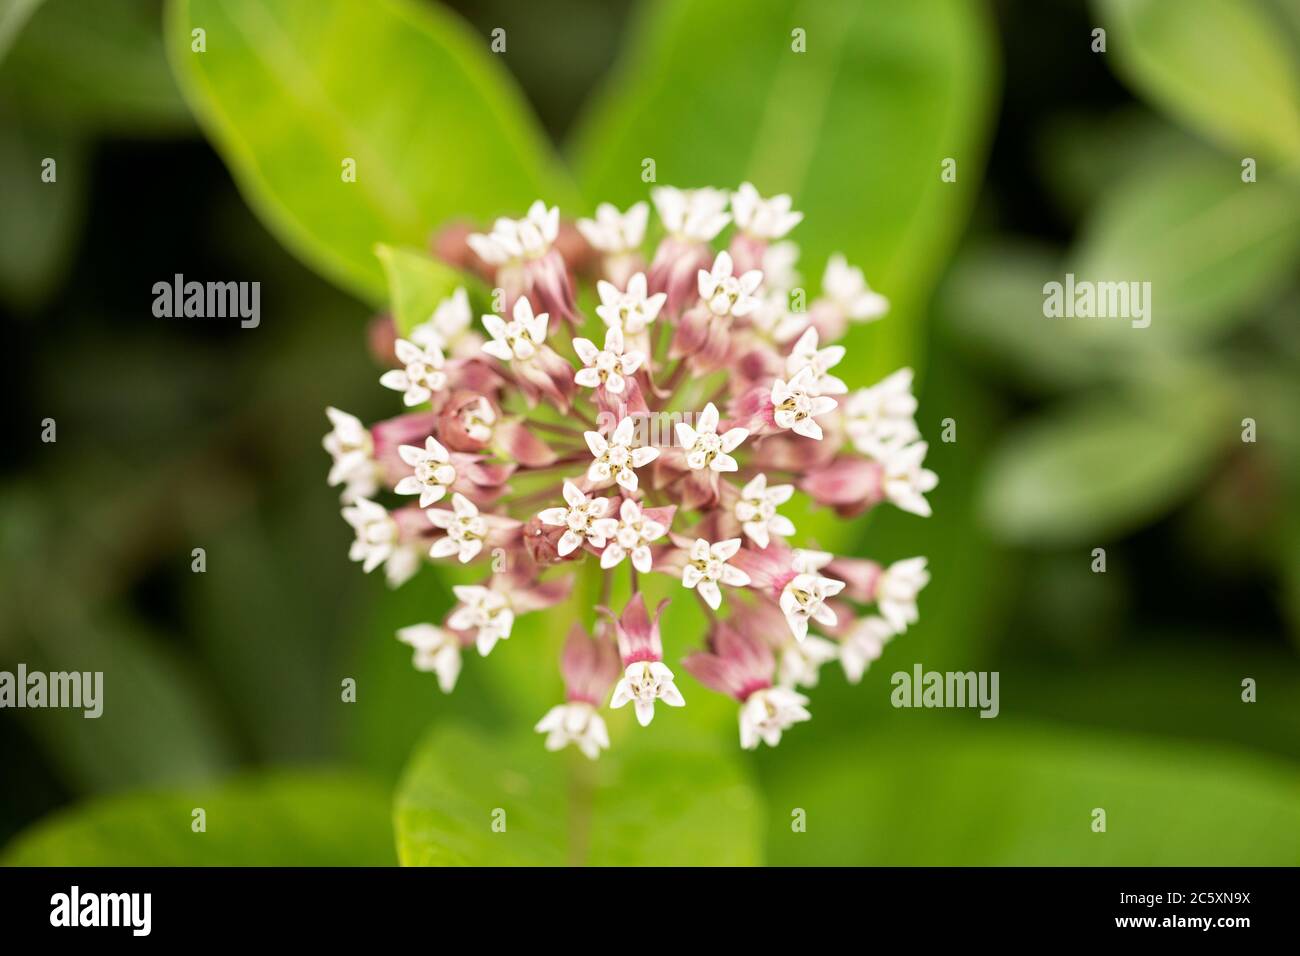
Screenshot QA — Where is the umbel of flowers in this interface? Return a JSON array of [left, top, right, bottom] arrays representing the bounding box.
[[325, 184, 936, 754]]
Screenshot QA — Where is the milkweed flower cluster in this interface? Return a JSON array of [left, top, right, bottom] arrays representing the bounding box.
[[325, 184, 936, 754]]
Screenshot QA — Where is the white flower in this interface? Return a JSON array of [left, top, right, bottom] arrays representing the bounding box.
[[762, 240, 801, 291], [342, 497, 420, 586], [778, 635, 839, 689], [379, 338, 447, 406], [397, 624, 462, 693], [576, 201, 649, 255], [839, 616, 895, 684], [822, 253, 888, 322], [681, 537, 750, 610], [323, 407, 377, 502], [881, 441, 938, 517], [843, 368, 920, 459], [537, 481, 614, 557], [651, 185, 731, 241], [455, 395, 496, 444], [674, 402, 748, 472], [739, 686, 810, 750], [697, 249, 763, 318], [771, 366, 838, 439], [584, 417, 659, 493], [875, 557, 930, 632], [791, 548, 834, 574], [786, 327, 848, 396], [481, 296, 548, 362], [610, 661, 685, 726], [598, 498, 667, 573], [779, 572, 846, 642], [342, 496, 398, 573], [427, 492, 488, 563], [735, 473, 795, 548], [595, 272, 666, 336], [467, 199, 559, 264], [395, 436, 457, 508], [448, 584, 515, 656], [572, 326, 644, 395], [410, 287, 479, 357], [731, 182, 803, 239], [535, 702, 610, 759]]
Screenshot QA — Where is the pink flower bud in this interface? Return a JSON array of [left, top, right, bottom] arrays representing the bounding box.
[[600, 592, 670, 667], [799, 456, 884, 516], [682, 623, 774, 702], [560, 625, 621, 706], [824, 557, 882, 603]]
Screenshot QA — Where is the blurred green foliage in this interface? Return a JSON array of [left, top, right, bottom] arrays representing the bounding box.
[[2, 0, 1297, 866], [396, 725, 762, 865], [166, 0, 579, 302], [2, 771, 395, 865]]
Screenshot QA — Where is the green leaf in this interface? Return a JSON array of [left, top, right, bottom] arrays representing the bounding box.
[[1095, 0, 1300, 168], [760, 723, 1300, 865], [395, 724, 762, 865], [1070, 150, 1300, 349], [979, 373, 1231, 546], [569, 0, 998, 380], [0, 0, 43, 65], [0, 485, 237, 794], [2, 771, 396, 865], [166, 0, 579, 303], [0, 0, 191, 135], [938, 240, 1108, 392], [376, 243, 481, 338]]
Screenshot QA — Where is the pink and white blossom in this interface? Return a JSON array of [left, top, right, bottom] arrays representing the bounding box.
[[572, 326, 644, 395], [681, 537, 751, 610], [735, 473, 796, 548], [380, 338, 447, 406], [675, 402, 748, 472], [771, 366, 838, 439], [537, 481, 614, 557], [584, 416, 659, 492], [397, 624, 464, 693], [394, 436, 457, 507], [598, 498, 669, 573], [326, 188, 936, 755]]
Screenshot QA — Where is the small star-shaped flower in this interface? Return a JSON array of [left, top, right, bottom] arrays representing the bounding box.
[[675, 402, 748, 472], [395, 436, 457, 507], [697, 250, 763, 318], [595, 272, 666, 336], [576, 201, 649, 255], [448, 584, 515, 656], [786, 327, 848, 396], [537, 481, 614, 557], [598, 499, 668, 573], [681, 537, 751, 610], [427, 492, 488, 563], [572, 326, 644, 395], [481, 296, 548, 362], [731, 182, 803, 240], [735, 473, 796, 548], [771, 366, 838, 440], [380, 338, 447, 406], [779, 571, 846, 642], [584, 417, 659, 492]]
